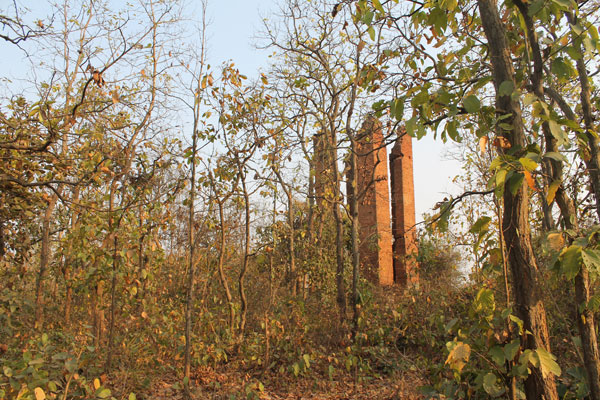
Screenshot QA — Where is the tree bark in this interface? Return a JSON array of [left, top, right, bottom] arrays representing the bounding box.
[[184, 125, 197, 390], [514, 3, 600, 396], [477, 0, 558, 398], [35, 196, 58, 327], [217, 199, 235, 335], [238, 175, 250, 337]]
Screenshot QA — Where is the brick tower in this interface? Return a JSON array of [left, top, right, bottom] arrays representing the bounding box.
[[389, 133, 419, 285], [355, 117, 394, 286]]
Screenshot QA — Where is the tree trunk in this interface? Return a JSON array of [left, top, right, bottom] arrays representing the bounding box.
[[349, 139, 360, 337], [328, 127, 346, 324], [567, 11, 600, 223], [93, 279, 105, 350], [35, 196, 58, 327], [63, 186, 80, 327], [217, 200, 235, 335], [184, 126, 197, 393], [477, 0, 558, 398], [238, 176, 250, 338], [515, 4, 600, 395]]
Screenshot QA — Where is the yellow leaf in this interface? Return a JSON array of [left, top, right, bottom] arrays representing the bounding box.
[[35, 387, 46, 400], [94, 378, 101, 390], [445, 341, 471, 372], [547, 233, 565, 251], [547, 180, 561, 205], [479, 136, 488, 154]]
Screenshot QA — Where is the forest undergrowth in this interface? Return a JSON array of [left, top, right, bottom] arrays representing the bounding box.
[[1, 238, 594, 399]]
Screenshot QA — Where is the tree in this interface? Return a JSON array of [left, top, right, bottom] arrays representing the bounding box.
[[348, 0, 600, 396]]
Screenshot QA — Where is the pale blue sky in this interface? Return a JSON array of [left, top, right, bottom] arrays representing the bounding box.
[[204, 0, 462, 220], [0, 0, 462, 221]]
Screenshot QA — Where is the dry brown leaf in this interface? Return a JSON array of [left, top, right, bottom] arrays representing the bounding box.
[[34, 387, 46, 400], [548, 233, 565, 250], [524, 170, 537, 191], [479, 136, 489, 154], [493, 136, 511, 149]]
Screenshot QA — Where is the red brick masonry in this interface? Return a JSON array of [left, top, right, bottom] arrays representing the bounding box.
[[356, 117, 394, 285], [354, 118, 418, 286], [389, 134, 419, 285]]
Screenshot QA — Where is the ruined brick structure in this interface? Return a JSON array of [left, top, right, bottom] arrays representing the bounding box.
[[352, 117, 418, 286], [389, 134, 419, 285], [355, 117, 394, 285]]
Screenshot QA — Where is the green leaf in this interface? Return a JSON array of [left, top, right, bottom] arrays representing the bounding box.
[[390, 98, 404, 121], [504, 340, 521, 361], [548, 120, 568, 146], [446, 120, 460, 142], [544, 152, 567, 162], [523, 93, 537, 106], [495, 168, 508, 195], [582, 249, 600, 274], [588, 295, 600, 312], [498, 81, 515, 97], [560, 245, 583, 280], [509, 316, 524, 335], [535, 348, 562, 378], [551, 0, 571, 8], [519, 157, 538, 172], [474, 288, 495, 315], [411, 89, 430, 107], [372, 0, 384, 12], [508, 172, 525, 196], [489, 346, 506, 366], [463, 95, 481, 113], [96, 388, 112, 399], [469, 216, 491, 234], [551, 57, 574, 81], [565, 46, 582, 61], [528, 0, 545, 16], [428, 7, 447, 34], [328, 365, 335, 380], [368, 26, 375, 41], [483, 372, 506, 397], [303, 354, 311, 369]]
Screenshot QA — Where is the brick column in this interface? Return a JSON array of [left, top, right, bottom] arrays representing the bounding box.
[[356, 117, 394, 285], [389, 134, 419, 286]]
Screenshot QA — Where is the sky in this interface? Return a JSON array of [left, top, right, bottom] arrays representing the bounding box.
[[203, 0, 463, 221], [0, 0, 463, 222]]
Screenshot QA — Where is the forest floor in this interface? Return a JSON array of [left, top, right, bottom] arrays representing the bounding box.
[[105, 359, 426, 399], [146, 368, 423, 399]]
